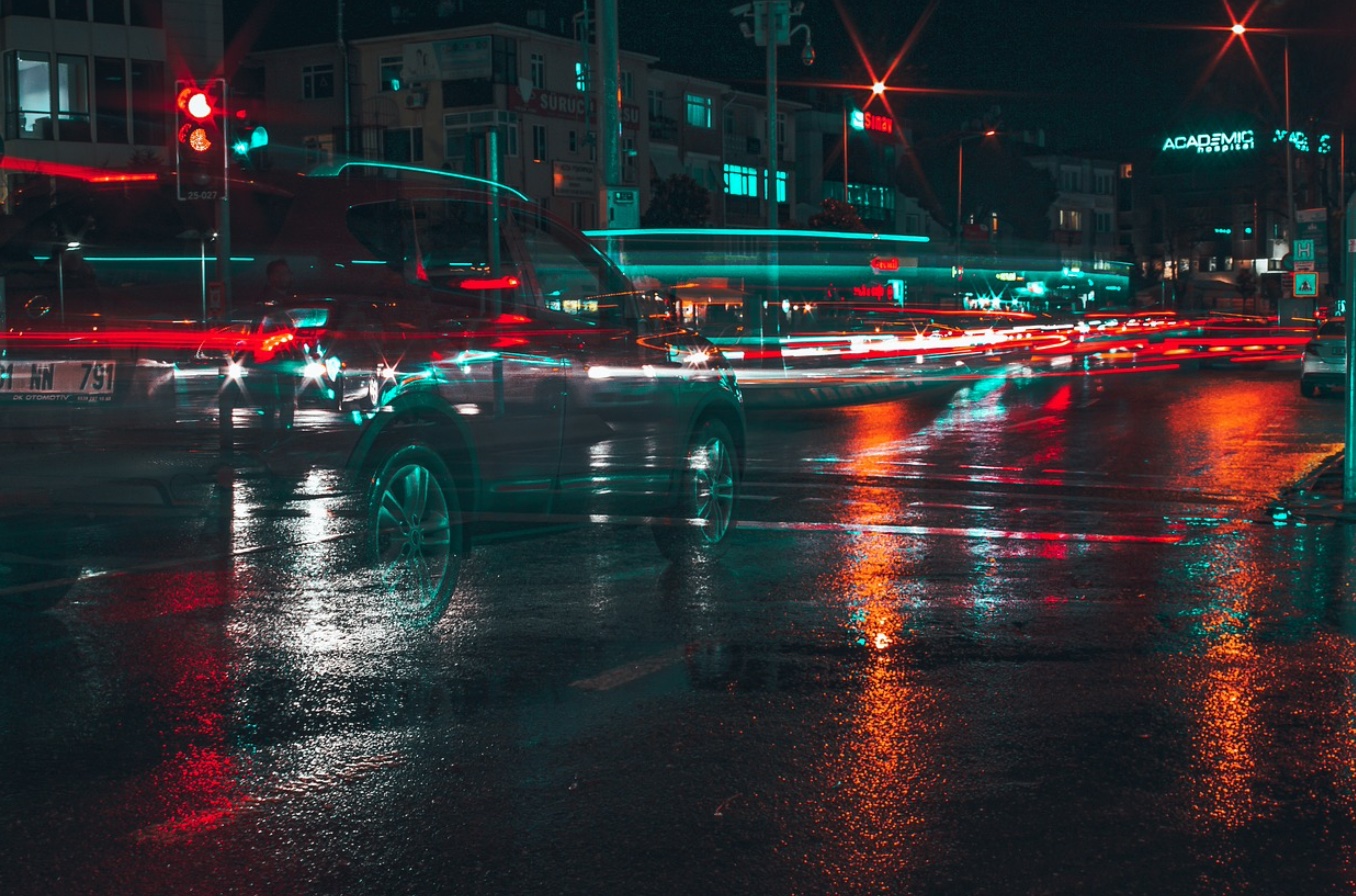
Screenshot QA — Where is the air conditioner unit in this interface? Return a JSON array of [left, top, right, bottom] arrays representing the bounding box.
[[405, 90, 427, 109]]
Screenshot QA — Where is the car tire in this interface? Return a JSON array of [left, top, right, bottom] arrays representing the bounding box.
[[653, 419, 739, 565], [366, 442, 464, 625]]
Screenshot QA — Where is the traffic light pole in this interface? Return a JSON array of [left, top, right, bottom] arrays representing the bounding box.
[[1344, 188, 1355, 503], [217, 195, 231, 321]]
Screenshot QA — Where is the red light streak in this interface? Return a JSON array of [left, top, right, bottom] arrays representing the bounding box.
[[0, 157, 160, 182]]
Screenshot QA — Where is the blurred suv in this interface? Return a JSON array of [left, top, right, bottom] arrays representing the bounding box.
[[0, 162, 745, 621], [1300, 318, 1346, 397]]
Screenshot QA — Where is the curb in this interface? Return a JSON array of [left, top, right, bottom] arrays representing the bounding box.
[[1275, 450, 1356, 523]]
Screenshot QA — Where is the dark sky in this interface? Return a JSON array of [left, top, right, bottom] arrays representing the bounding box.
[[227, 0, 1356, 155]]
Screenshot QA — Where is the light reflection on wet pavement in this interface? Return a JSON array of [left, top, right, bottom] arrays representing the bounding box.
[[4, 368, 1356, 894]]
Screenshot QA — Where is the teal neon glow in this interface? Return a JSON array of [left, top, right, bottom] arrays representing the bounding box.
[[585, 227, 929, 244], [41, 255, 258, 263], [306, 160, 531, 201], [232, 126, 269, 157], [1161, 130, 1255, 154]]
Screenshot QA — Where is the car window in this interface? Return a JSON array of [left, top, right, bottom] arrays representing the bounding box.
[[505, 207, 631, 327], [1318, 320, 1345, 337]]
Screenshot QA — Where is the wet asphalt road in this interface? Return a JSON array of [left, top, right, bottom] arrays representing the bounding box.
[[4, 365, 1356, 895]]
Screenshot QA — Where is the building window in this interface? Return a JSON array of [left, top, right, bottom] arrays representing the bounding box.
[[1059, 168, 1082, 193], [1095, 210, 1112, 233], [491, 35, 517, 85], [6, 50, 50, 139], [844, 182, 895, 219], [128, 0, 161, 27], [1058, 208, 1083, 231], [568, 130, 577, 153], [776, 111, 786, 149], [92, 0, 123, 23], [647, 89, 663, 120], [303, 63, 334, 100], [502, 122, 518, 157], [379, 56, 402, 92], [56, 54, 90, 141], [620, 70, 632, 100], [93, 56, 127, 143], [685, 93, 711, 129], [532, 124, 546, 162], [54, 0, 85, 20], [1094, 171, 1113, 194], [530, 53, 545, 90], [723, 163, 752, 196], [575, 61, 590, 93], [129, 58, 163, 145], [724, 163, 785, 201], [5, 0, 50, 15], [382, 126, 424, 163]]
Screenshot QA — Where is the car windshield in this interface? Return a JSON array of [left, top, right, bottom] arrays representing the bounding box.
[[1318, 320, 1346, 337]]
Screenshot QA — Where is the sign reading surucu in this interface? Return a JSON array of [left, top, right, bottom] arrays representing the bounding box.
[[1161, 130, 1256, 154]]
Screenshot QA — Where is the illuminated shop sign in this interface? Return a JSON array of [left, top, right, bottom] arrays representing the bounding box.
[[849, 109, 893, 135], [1275, 129, 1333, 154], [869, 256, 900, 272], [1161, 130, 1255, 154], [1161, 127, 1333, 156]]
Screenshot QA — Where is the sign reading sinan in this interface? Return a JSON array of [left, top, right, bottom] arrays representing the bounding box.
[[1161, 130, 1255, 154]]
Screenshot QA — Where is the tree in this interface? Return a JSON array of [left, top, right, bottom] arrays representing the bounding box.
[[642, 174, 711, 228], [807, 198, 867, 232]]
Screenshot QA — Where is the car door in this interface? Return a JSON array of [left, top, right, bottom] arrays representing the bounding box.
[[500, 207, 677, 517], [396, 198, 568, 525]]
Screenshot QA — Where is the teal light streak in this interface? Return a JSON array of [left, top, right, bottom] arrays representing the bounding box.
[[306, 160, 531, 201], [40, 255, 258, 263], [585, 227, 929, 244]]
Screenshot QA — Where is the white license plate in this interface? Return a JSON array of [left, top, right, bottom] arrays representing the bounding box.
[[0, 359, 117, 401]]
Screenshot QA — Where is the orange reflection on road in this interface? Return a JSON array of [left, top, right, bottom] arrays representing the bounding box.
[[1191, 625, 1260, 830], [804, 397, 950, 891]]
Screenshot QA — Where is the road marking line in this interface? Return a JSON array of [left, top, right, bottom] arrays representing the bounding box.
[[570, 648, 686, 692]]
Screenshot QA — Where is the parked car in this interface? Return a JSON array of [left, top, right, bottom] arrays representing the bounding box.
[[1300, 318, 1346, 397], [0, 162, 745, 620]]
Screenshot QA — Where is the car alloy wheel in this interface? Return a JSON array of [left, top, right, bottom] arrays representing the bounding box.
[[654, 419, 739, 563], [368, 443, 463, 625]]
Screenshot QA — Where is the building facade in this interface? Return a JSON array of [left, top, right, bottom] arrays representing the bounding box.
[[0, 0, 222, 190]]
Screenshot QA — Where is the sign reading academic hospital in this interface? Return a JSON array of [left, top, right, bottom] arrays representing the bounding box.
[[1161, 130, 1256, 154], [1161, 127, 1332, 156]]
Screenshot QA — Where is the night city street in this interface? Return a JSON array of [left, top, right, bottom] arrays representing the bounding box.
[[5, 367, 1356, 895], [2, 0, 1356, 893]]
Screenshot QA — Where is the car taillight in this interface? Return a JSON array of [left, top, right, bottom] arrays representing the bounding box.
[[254, 329, 296, 363]]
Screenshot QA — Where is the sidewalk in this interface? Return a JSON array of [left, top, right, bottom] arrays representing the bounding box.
[[1277, 451, 1356, 523]]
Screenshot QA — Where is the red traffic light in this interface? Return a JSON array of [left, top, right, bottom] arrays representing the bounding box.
[[174, 77, 227, 199], [176, 87, 216, 121]]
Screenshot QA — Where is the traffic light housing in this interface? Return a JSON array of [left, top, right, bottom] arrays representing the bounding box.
[[175, 78, 227, 200]]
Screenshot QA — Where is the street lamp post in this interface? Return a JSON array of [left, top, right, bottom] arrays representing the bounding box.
[[1232, 24, 1296, 244], [732, 1, 813, 339], [732, 1, 813, 230], [956, 129, 996, 249]]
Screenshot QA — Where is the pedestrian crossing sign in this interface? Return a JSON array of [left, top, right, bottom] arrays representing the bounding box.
[[1294, 272, 1318, 297]]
